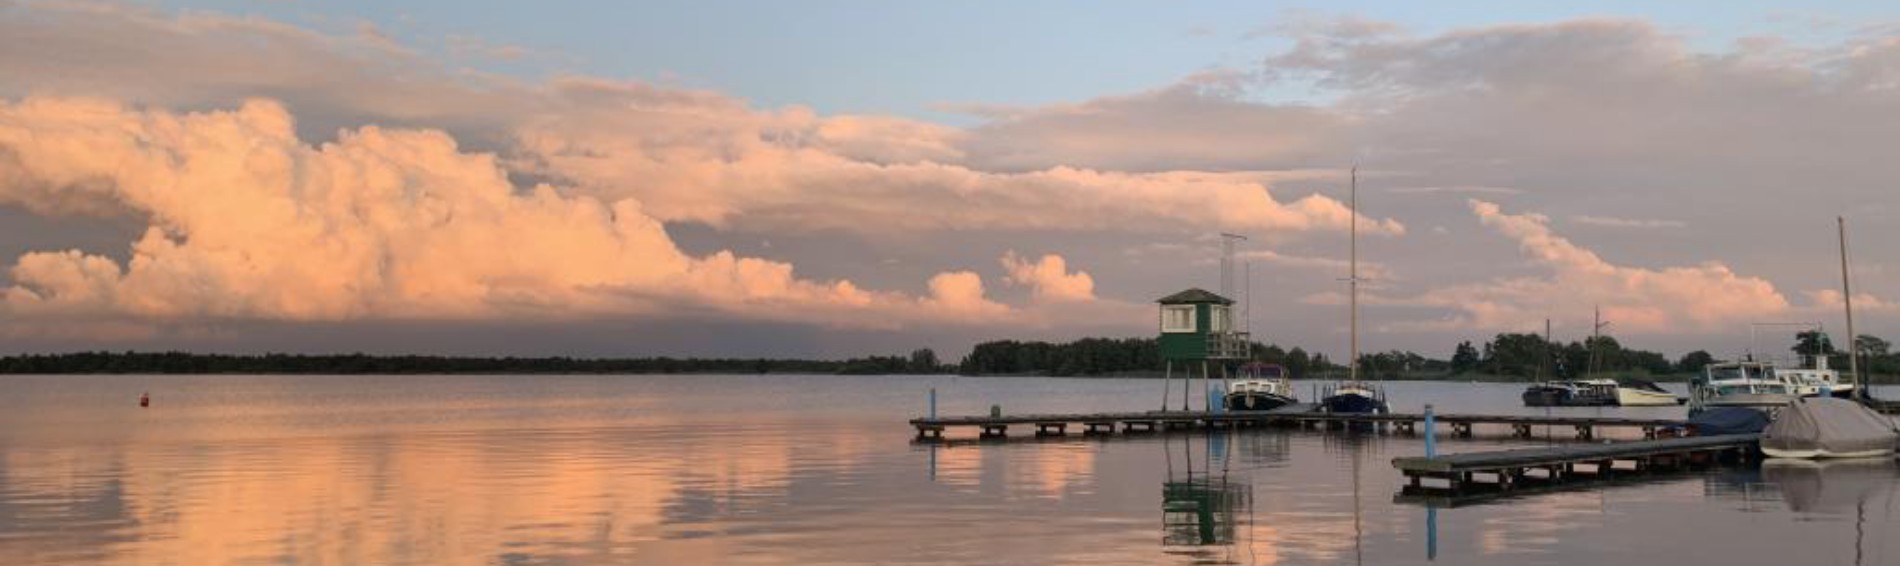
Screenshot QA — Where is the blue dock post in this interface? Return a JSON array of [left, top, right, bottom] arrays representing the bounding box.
[[929, 388, 937, 419], [1424, 404, 1437, 458]]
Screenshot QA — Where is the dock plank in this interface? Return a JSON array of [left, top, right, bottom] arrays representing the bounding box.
[[1392, 434, 1759, 474]]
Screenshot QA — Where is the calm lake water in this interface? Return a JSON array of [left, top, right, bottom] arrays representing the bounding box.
[[1, 374, 1896, 565]]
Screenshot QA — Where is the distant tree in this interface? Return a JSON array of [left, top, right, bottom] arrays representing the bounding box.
[[1793, 330, 1836, 365], [908, 348, 940, 373], [1855, 335, 1890, 358], [1284, 347, 1310, 378], [1450, 341, 1480, 374], [1676, 350, 1715, 374]]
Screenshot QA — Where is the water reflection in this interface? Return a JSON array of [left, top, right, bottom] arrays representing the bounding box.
[[1161, 431, 1252, 560], [1760, 458, 1898, 513], [0, 375, 1896, 565]]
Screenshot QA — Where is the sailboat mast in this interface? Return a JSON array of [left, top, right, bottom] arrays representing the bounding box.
[[1839, 216, 1861, 398], [1349, 165, 1359, 383]]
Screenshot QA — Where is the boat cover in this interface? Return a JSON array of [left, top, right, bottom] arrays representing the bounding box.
[[1687, 407, 1771, 436], [1760, 397, 1899, 457]]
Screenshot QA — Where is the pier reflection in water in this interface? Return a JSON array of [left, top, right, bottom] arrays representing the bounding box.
[[1160, 431, 1251, 557], [3, 375, 1898, 565]]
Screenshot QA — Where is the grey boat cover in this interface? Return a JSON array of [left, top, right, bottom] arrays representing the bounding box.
[[1760, 397, 1899, 457]]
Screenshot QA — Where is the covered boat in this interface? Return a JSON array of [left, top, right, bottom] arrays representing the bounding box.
[[1759, 397, 1900, 459]]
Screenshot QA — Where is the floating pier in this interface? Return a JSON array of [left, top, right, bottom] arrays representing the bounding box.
[[910, 410, 1684, 441], [1391, 433, 1759, 504]]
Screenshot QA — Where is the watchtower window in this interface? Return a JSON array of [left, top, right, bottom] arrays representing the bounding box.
[[1160, 305, 1196, 333], [1209, 305, 1232, 333]]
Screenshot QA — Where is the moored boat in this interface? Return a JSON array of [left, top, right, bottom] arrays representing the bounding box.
[[1224, 363, 1297, 412], [1760, 397, 1900, 459], [1321, 381, 1389, 415], [1521, 380, 1617, 407], [1690, 360, 1798, 415], [1321, 166, 1392, 418], [1613, 378, 1684, 406]]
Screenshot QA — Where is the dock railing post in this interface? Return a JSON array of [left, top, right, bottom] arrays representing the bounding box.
[[1424, 404, 1437, 458], [929, 388, 937, 419]]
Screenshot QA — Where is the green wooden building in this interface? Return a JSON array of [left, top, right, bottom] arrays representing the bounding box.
[[1156, 288, 1248, 361]]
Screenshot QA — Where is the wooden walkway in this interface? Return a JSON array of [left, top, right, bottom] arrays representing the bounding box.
[[1391, 433, 1758, 502], [910, 409, 1684, 441]]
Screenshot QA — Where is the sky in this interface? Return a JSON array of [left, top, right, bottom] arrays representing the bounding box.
[[1, 0, 1898, 361]]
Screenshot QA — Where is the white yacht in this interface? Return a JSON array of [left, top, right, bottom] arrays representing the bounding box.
[[1689, 361, 1797, 414], [1772, 354, 1856, 398]]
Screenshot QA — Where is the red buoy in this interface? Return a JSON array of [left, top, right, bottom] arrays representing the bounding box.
[[140, 392, 150, 408]]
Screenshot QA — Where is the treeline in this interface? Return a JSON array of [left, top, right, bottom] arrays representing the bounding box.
[[1794, 331, 1900, 377], [0, 350, 952, 375], [1449, 334, 1679, 379], [957, 338, 1351, 378]]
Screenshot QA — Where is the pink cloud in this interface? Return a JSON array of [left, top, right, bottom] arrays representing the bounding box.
[[1000, 252, 1096, 303], [0, 97, 1027, 330], [1369, 200, 1792, 333]]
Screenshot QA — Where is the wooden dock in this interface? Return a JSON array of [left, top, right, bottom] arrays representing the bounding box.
[[910, 409, 1684, 441], [1391, 433, 1758, 503]]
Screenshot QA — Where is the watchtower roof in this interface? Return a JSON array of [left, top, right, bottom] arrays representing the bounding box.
[[1156, 288, 1234, 305]]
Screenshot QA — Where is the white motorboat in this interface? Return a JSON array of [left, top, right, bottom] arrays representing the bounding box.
[[1771, 353, 1856, 398], [1689, 360, 1797, 414], [1613, 378, 1684, 406]]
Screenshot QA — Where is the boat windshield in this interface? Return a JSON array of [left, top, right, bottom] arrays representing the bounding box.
[[1709, 365, 1770, 381]]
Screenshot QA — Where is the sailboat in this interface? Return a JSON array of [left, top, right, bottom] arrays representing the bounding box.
[[1320, 166, 1391, 416]]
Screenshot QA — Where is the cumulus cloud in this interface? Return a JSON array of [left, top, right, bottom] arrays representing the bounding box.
[[0, 2, 1396, 241], [1000, 252, 1096, 303], [1802, 289, 1900, 314], [1370, 200, 1792, 333], [0, 97, 1018, 328], [505, 80, 1403, 237]]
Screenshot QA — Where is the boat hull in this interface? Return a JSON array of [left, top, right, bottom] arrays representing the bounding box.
[[1762, 447, 1897, 459], [1615, 387, 1683, 406], [1321, 392, 1388, 415], [1224, 392, 1295, 412], [1702, 393, 1798, 409], [1522, 387, 1616, 407]]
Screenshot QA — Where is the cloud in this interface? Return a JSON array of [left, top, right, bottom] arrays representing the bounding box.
[[1371, 200, 1792, 333], [1238, 249, 1394, 281], [0, 2, 1396, 242], [1385, 186, 1523, 196], [1802, 289, 1900, 314], [1570, 215, 1687, 229], [505, 80, 1404, 237], [0, 97, 1024, 330], [1001, 252, 1096, 303]]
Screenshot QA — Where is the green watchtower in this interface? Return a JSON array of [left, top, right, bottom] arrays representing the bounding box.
[[1157, 288, 1246, 361], [1157, 288, 1249, 412]]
